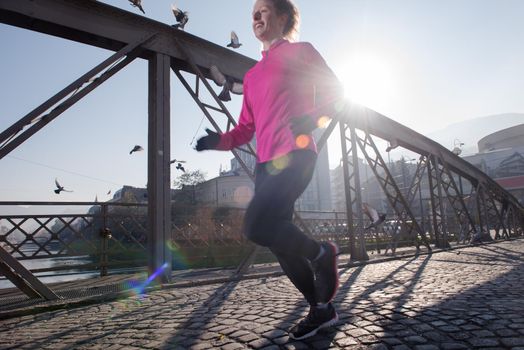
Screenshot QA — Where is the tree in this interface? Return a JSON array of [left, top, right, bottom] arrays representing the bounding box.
[[173, 170, 207, 205], [173, 170, 207, 189]]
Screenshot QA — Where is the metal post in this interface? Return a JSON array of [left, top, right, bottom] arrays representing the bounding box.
[[350, 126, 369, 260], [474, 184, 490, 242], [427, 156, 439, 246], [340, 122, 368, 261], [148, 53, 172, 283], [339, 123, 356, 259], [99, 203, 109, 277], [419, 184, 424, 232], [433, 157, 450, 248]]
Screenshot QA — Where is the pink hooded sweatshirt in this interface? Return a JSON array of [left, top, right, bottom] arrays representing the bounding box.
[[216, 39, 343, 163]]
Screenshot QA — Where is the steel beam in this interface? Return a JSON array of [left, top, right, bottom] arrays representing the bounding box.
[[473, 185, 493, 243], [404, 156, 429, 235], [354, 128, 431, 251], [427, 155, 449, 248], [437, 160, 478, 243], [147, 53, 171, 283], [341, 106, 522, 211], [0, 43, 145, 160], [484, 189, 509, 240], [0, 244, 59, 300], [339, 122, 357, 260], [405, 156, 428, 207], [340, 123, 368, 261], [0, 0, 256, 82]]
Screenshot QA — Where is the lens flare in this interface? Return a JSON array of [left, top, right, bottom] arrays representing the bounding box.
[[273, 155, 290, 170], [234, 186, 254, 205], [167, 240, 189, 270], [125, 263, 168, 296], [266, 154, 291, 175], [295, 134, 310, 149], [317, 116, 330, 128]]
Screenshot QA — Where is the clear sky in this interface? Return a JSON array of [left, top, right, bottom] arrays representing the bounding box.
[[1, 0, 524, 203]]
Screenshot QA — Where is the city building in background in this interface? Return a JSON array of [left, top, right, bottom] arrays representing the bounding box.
[[462, 124, 524, 204], [196, 133, 333, 211], [195, 171, 254, 209]]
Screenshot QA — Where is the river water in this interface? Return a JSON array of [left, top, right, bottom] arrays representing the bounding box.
[[0, 241, 97, 289]]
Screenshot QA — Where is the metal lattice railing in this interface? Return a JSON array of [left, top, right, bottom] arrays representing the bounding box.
[[0, 202, 151, 276], [1, 195, 523, 288]]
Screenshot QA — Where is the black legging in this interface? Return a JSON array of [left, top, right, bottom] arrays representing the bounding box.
[[243, 149, 321, 305]]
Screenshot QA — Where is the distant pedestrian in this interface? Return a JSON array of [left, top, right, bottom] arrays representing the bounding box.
[[195, 0, 344, 340]]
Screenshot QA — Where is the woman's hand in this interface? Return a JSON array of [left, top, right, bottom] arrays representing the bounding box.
[[290, 115, 316, 136], [195, 128, 221, 151]]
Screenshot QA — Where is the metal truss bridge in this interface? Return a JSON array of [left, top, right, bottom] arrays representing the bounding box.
[[0, 0, 523, 302]]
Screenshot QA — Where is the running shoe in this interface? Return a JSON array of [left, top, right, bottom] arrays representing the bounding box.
[[312, 241, 339, 304], [289, 303, 339, 340]]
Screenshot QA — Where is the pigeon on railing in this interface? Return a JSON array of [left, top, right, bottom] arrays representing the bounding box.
[[209, 65, 243, 102]]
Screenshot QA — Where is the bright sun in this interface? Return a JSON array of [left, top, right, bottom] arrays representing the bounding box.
[[339, 54, 394, 109]]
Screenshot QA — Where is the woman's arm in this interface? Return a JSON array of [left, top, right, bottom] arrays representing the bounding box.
[[215, 79, 256, 151], [195, 79, 255, 152]]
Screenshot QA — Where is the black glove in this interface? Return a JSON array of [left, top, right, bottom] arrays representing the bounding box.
[[290, 115, 316, 136], [195, 128, 220, 151]]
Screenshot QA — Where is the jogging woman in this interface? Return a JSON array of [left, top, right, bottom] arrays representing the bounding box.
[[196, 0, 343, 340]]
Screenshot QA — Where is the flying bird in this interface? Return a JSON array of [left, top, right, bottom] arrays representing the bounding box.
[[362, 203, 386, 230], [128, 0, 145, 14], [170, 159, 186, 172], [227, 31, 242, 49], [54, 178, 73, 194], [171, 4, 189, 30], [209, 65, 243, 102], [107, 190, 111, 195], [129, 145, 144, 154], [169, 159, 186, 164]]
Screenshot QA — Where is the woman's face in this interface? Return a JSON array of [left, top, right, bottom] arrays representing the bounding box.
[[252, 0, 287, 44]]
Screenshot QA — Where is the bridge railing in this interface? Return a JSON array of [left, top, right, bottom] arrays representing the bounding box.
[[0, 202, 147, 278], [4, 200, 521, 286]]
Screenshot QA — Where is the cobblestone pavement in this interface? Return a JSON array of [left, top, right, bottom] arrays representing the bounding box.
[[0, 240, 523, 350]]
